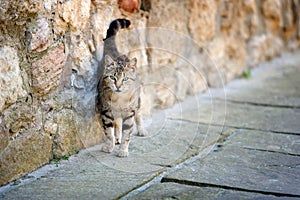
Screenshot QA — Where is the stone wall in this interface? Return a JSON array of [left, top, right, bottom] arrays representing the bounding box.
[[0, 0, 299, 185]]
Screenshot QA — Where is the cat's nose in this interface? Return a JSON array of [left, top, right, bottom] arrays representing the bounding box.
[[116, 86, 121, 92]]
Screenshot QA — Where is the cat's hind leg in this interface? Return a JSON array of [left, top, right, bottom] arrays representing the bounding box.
[[118, 111, 134, 157], [135, 109, 147, 137], [114, 117, 122, 144], [102, 127, 115, 153], [101, 111, 115, 153]]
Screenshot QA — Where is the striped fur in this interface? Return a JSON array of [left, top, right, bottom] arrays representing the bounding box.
[[96, 19, 147, 157]]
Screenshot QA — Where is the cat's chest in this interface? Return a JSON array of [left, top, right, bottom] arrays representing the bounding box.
[[109, 92, 136, 112]]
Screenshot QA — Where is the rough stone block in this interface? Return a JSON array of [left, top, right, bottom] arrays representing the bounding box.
[[281, 0, 299, 41], [147, 1, 189, 70], [262, 0, 282, 36], [29, 18, 51, 52], [205, 36, 246, 87], [218, 0, 259, 39], [0, 130, 52, 186], [0, 46, 26, 112], [0, 120, 9, 154], [59, 0, 91, 30], [31, 44, 66, 96], [0, 0, 41, 21], [246, 33, 283, 67], [188, 0, 217, 44], [51, 110, 84, 158]]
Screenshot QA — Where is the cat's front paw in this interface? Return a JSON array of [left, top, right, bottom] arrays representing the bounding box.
[[137, 129, 148, 137], [102, 143, 114, 153], [117, 150, 129, 157]]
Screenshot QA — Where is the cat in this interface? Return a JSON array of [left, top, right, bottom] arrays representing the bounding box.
[[96, 19, 147, 157]]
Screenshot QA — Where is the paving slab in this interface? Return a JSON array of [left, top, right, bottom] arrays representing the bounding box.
[[163, 129, 300, 197], [168, 99, 300, 134], [224, 130, 300, 155], [0, 149, 155, 200], [132, 182, 298, 200], [94, 118, 223, 172], [203, 51, 300, 108]]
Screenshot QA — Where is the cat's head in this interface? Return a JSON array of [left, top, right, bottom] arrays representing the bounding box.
[[103, 55, 137, 93]]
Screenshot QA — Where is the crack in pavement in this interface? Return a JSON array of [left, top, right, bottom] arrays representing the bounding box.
[[160, 177, 300, 198], [212, 98, 300, 109], [243, 146, 300, 157], [119, 143, 216, 199], [119, 127, 245, 199], [167, 117, 300, 136]]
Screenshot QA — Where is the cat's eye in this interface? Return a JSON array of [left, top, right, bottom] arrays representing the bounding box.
[[123, 77, 129, 81], [117, 61, 122, 66], [109, 75, 116, 80]]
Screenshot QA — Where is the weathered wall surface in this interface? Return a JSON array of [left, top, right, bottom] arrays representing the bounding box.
[[0, 0, 299, 185]]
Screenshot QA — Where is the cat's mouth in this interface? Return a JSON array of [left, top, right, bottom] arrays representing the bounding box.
[[115, 89, 122, 93]]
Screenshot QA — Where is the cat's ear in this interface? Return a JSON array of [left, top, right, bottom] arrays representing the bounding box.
[[129, 57, 137, 71], [105, 55, 114, 65]]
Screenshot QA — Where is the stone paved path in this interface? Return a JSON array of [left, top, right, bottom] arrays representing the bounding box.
[[1, 51, 300, 199]]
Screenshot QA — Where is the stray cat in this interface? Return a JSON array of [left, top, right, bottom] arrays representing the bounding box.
[[96, 19, 147, 157]]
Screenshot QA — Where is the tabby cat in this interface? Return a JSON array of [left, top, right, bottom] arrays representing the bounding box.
[[96, 19, 147, 157]]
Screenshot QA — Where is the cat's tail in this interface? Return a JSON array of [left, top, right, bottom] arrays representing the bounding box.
[[104, 19, 131, 40]]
